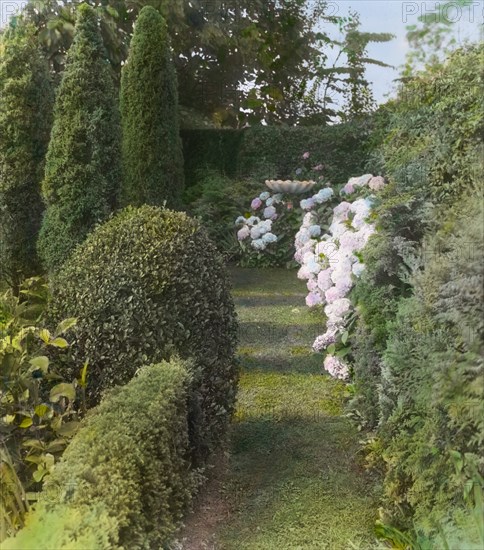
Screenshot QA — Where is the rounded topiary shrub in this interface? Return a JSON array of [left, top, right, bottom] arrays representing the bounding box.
[[50, 206, 238, 459]]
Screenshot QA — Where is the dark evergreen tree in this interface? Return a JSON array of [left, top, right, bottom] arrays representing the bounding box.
[[0, 22, 53, 293], [120, 6, 184, 208], [37, 4, 122, 272]]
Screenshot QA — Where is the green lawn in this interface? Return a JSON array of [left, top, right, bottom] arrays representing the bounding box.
[[177, 267, 381, 550]]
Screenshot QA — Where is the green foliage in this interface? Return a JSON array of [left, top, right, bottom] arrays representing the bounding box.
[[20, 0, 370, 126], [49, 206, 238, 460], [348, 44, 484, 542], [0, 23, 53, 292], [2, 503, 120, 550], [382, 43, 484, 204], [182, 129, 244, 187], [0, 278, 84, 541], [3, 360, 194, 550], [379, 193, 483, 531], [120, 6, 184, 208], [37, 4, 122, 273], [351, 44, 483, 430]]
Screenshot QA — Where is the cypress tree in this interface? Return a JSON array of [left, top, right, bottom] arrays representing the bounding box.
[[0, 22, 53, 293], [120, 6, 184, 208], [37, 4, 122, 273]]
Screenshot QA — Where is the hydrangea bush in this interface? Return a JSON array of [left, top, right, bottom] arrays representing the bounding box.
[[234, 152, 330, 266], [235, 171, 385, 379], [295, 174, 385, 379]]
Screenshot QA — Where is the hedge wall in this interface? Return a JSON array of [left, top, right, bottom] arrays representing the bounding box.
[[3, 359, 195, 550], [181, 120, 372, 187]]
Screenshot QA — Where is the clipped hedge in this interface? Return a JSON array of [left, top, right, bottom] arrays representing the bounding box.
[[50, 206, 238, 460], [181, 120, 372, 188], [3, 359, 194, 550]]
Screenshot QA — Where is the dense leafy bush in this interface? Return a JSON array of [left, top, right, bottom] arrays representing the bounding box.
[[3, 359, 195, 550], [237, 122, 372, 184], [37, 4, 122, 273], [0, 23, 53, 292], [379, 44, 483, 204], [120, 6, 184, 208], [379, 193, 483, 532], [348, 44, 484, 541], [182, 129, 243, 186], [49, 206, 238, 460], [184, 171, 263, 262]]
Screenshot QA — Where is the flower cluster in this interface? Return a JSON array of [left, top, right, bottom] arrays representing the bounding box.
[[294, 174, 385, 380], [341, 174, 385, 196], [235, 191, 283, 251]]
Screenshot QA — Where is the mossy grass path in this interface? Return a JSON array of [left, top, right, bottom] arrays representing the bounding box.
[[177, 268, 380, 549]]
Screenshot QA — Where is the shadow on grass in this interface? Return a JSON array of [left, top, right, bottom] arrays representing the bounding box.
[[238, 320, 325, 349], [230, 267, 305, 296], [237, 352, 323, 374], [219, 418, 380, 550]]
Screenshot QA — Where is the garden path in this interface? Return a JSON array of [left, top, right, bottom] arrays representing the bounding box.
[[175, 268, 380, 550]]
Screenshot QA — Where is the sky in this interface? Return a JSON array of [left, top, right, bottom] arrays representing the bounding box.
[[1, 0, 483, 104]]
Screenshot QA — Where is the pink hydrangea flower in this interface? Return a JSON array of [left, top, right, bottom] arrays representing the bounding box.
[[307, 278, 318, 292], [302, 151, 310, 159], [323, 355, 349, 379], [306, 291, 322, 307], [324, 286, 346, 304], [251, 197, 262, 210], [237, 226, 250, 240], [317, 268, 333, 292], [369, 176, 385, 191], [342, 182, 355, 195], [313, 328, 338, 352]]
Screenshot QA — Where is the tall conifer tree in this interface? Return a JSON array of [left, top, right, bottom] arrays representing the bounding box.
[[120, 6, 184, 208], [0, 22, 53, 293], [37, 4, 122, 272]]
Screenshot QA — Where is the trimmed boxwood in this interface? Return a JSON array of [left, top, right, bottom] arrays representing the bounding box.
[[49, 206, 238, 459], [3, 360, 194, 550]]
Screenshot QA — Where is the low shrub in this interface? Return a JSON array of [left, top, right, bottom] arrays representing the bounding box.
[[49, 206, 238, 461], [3, 359, 195, 550], [184, 170, 263, 262], [0, 278, 84, 541]]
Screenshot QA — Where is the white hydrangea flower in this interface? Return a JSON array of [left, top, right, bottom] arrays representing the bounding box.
[[323, 355, 349, 379], [308, 224, 321, 238], [352, 262, 365, 277], [246, 216, 260, 226], [263, 205, 276, 219], [251, 238, 266, 250], [259, 191, 271, 201], [262, 232, 277, 244], [250, 225, 263, 239]]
